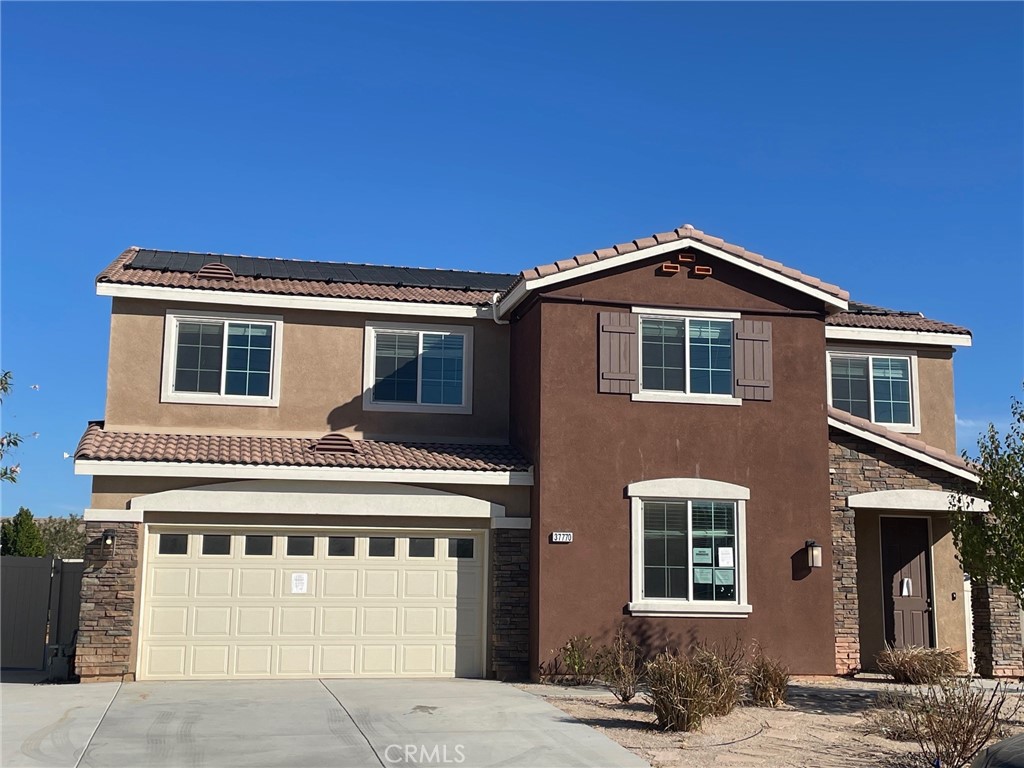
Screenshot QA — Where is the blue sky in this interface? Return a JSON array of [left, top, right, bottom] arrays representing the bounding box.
[[2, 2, 1021, 518]]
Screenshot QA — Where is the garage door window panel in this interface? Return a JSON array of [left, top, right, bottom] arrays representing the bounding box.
[[245, 535, 273, 556], [159, 533, 189, 555], [448, 538, 475, 559], [409, 538, 435, 558], [328, 536, 355, 557], [202, 534, 231, 556], [369, 537, 396, 558], [287, 536, 315, 557]]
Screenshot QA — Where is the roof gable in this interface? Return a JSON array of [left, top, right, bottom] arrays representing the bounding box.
[[498, 224, 850, 317]]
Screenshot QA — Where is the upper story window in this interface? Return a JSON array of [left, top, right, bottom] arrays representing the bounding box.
[[161, 310, 283, 407], [626, 478, 751, 618], [828, 350, 917, 431], [632, 311, 742, 405], [362, 322, 473, 414]]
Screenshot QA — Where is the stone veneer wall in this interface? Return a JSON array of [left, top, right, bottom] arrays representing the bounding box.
[[490, 528, 530, 680], [76, 521, 140, 682], [829, 431, 966, 675], [973, 583, 1024, 678]]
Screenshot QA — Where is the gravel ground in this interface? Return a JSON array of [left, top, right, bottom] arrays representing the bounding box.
[[521, 678, 1024, 768]]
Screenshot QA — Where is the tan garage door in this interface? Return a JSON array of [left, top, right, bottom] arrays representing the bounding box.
[[140, 527, 485, 680]]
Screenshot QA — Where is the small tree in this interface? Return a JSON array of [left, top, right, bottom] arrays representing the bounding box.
[[39, 514, 86, 559], [1, 507, 47, 557], [951, 391, 1024, 600], [0, 371, 23, 483]]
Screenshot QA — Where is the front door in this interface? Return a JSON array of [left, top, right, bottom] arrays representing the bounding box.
[[880, 517, 934, 648]]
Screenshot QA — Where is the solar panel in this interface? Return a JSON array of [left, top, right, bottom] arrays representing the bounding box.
[[126, 250, 518, 292]]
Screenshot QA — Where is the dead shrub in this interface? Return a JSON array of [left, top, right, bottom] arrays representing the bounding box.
[[595, 625, 645, 703], [644, 651, 713, 732], [691, 641, 744, 716], [904, 677, 1020, 768], [747, 644, 790, 707], [861, 689, 920, 742], [876, 645, 962, 685]]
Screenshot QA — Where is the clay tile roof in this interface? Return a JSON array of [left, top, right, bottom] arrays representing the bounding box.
[[827, 406, 974, 475], [98, 247, 518, 307], [74, 423, 531, 473], [502, 223, 850, 304], [826, 302, 971, 336]]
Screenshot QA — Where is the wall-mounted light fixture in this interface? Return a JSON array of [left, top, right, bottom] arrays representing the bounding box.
[[102, 529, 117, 555], [805, 539, 823, 569]]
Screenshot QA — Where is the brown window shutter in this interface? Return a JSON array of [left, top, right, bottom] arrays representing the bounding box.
[[598, 312, 639, 394], [733, 319, 773, 401]]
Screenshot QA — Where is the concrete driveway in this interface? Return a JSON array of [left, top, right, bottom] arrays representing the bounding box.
[[2, 677, 648, 768]]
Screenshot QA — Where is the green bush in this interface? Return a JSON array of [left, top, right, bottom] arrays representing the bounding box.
[[559, 635, 599, 686]]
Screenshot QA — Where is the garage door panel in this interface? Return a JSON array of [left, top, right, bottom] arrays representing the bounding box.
[[322, 570, 358, 598], [321, 607, 357, 636], [364, 570, 399, 598], [238, 569, 276, 598], [193, 606, 232, 636], [404, 571, 440, 598], [148, 606, 188, 637], [320, 645, 356, 675], [237, 606, 274, 636], [235, 645, 273, 675], [143, 528, 484, 680], [278, 645, 315, 674], [195, 569, 233, 597], [192, 645, 230, 675], [280, 606, 316, 636], [151, 568, 190, 597]]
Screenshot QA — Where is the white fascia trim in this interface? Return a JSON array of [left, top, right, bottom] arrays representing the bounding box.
[[627, 477, 751, 500], [497, 237, 849, 317], [631, 307, 742, 319], [826, 326, 972, 347], [74, 459, 535, 486], [827, 417, 979, 483], [84, 508, 144, 522], [96, 283, 490, 319], [626, 601, 752, 618], [128, 480, 505, 518], [847, 489, 989, 512], [491, 517, 531, 529]]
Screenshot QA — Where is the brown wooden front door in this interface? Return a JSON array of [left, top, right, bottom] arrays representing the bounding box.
[[881, 517, 934, 649]]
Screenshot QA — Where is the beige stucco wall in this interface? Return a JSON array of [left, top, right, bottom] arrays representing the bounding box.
[[103, 298, 510, 441], [828, 342, 957, 453], [855, 510, 968, 669], [90, 475, 531, 518]]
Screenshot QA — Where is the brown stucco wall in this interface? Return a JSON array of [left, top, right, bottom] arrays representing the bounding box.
[[103, 298, 510, 441], [513, 253, 838, 675], [827, 341, 957, 454], [829, 432, 970, 673]]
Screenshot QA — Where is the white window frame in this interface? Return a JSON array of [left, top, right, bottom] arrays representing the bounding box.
[[631, 309, 741, 406], [362, 321, 474, 415], [161, 309, 284, 407], [626, 478, 751, 618], [826, 346, 920, 433]]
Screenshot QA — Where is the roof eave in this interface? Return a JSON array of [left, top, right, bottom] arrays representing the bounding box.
[[497, 237, 849, 319]]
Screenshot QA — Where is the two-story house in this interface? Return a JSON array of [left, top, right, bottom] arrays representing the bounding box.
[[74, 224, 1023, 683]]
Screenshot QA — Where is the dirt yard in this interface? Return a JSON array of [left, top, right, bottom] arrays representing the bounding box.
[[523, 678, 1024, 768]]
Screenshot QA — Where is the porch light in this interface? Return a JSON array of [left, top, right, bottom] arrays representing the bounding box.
[[805, 540, 823, 569], [102, 529, 117, 553]]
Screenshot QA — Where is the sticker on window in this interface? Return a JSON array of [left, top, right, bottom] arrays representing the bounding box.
[[692, 547, 713, 564], [693, 568, 713, 584], [718, 547, 734, 567]]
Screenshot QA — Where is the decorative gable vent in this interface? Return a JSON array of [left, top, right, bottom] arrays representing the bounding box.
[[196, 262, 236, 281], [310, 432, 358, 454]]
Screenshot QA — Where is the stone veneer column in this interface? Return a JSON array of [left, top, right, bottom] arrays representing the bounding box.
[[76, 521, 141, 682], [973, 583, 1024, 678], [490, 528, 530, 680]]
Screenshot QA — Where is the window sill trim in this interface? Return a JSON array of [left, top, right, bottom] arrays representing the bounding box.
[[361, 400, 473, 415], [627, 601, 752, 619], [631, 392, 742, 406], [161, 393, 280, 408]]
